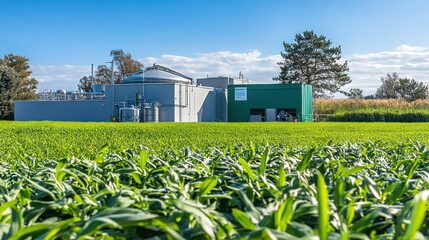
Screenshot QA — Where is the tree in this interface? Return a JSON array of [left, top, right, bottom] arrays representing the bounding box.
[[0, 65, 19, 119], [274, 30, 351, 98], [94, 65, 113, 84], [341, 88, 363, 99], [375, 73, 400, 99], [374, 73, 428, 101], [0, 54, 38, 100], [395, 78, 428, 101], [110, 49, 143, 83], [77, 50, 142, 89], [78, 76, 93, 93]]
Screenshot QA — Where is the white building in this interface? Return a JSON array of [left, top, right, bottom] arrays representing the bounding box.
[[15, 64, 227, 122]]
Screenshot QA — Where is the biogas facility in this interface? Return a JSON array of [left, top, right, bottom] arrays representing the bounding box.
[[15, 64, 313, 122]]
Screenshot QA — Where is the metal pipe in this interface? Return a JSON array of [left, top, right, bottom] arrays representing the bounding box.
[[106, 61, 115, 120]]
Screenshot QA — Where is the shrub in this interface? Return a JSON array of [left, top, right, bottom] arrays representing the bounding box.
[[327, 109, 429, 122], [315, 99, 429, 114]]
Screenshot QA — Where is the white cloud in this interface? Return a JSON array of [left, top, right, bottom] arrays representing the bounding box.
[[31, 45, 429, 97], [31, 64, 91, 91], [345, 44, 429, 95], [139, 50, 283, 82]]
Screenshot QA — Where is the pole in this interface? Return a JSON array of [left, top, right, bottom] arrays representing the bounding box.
[[110, 62, 114, 84], [106, 61, 115, 121]]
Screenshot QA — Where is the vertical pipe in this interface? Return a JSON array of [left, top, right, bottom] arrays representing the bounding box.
[[111, 61, 115, 120], [106, 61, 115, 120]]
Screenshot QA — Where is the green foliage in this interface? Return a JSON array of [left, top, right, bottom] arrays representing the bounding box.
[[274, 30, 351, 98], [375, 72, 429, 101], [0, 54, 38, 101], [317, 172, 329, 240], [1, 142, 429, 238], [0, 54, 38, 119], [77, 76, 93, 93], [396, 77, 429, 102], [327, 109, 429, 122], [341, 88, 363, 99], [375, 72, 400, 99], [0, 65, 19, 120], [110, 49, 143, 82], [78, 49, 143, 92]]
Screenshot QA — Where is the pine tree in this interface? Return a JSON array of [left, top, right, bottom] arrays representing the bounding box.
[[274, 31, 351, 98]]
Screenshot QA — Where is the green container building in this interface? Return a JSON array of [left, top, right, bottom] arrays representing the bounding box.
[[227, 84, 313, 122]]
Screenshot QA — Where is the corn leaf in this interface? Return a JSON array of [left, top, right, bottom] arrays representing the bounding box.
[[238, 157, 256, 181], [232, 208, 256, 230], [296, 148, 314, 171], [198, 176, 218, 198], [317, 172, 329, 240]]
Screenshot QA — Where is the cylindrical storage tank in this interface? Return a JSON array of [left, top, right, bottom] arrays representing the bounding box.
[[92, 84, 105, 93], [120, 107, 140, 122], [152, 102, 160, 122], [143, 102, 160, 122], [143, 103, 152, 122]]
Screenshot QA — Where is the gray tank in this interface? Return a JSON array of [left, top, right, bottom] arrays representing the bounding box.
[[119, 106, 140, 122], [143, 102, 160, 122]]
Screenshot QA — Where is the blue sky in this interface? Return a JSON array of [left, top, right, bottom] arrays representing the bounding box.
[[1, 0, 429, 95]]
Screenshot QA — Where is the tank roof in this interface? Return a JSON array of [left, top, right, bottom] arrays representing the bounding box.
[[121, 64, 193, 84]]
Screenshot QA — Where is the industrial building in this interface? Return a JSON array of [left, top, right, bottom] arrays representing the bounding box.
[[228, 84, 313, 122], [15, 64, 313, 122]]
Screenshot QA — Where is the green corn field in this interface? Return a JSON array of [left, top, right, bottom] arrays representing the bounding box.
[[2, 122, 429, 239], [2, 121, 429, 161]]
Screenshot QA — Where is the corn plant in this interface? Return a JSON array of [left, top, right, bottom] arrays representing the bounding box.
[[1, 141, 429, 238]]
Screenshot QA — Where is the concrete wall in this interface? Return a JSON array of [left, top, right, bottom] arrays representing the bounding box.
[[14, 100, 110, 121]]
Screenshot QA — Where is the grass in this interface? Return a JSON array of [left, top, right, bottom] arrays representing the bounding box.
[[2, 121, 429, 161]]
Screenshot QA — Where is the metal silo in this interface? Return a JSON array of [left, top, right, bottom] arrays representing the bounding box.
[[143, 102, 160, 122]]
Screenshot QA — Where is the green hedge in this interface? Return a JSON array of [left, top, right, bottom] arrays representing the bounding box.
[[327, 109, 429, 122]]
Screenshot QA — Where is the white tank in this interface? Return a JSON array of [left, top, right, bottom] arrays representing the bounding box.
[[121, 64, 193, 84]]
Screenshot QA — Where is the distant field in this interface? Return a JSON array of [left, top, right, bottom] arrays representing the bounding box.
[[315, 98, 429, 114], [2, 121, 429, 161]]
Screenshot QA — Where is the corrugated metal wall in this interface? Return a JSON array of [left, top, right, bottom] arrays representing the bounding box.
[[227, 84, 313, 122]]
